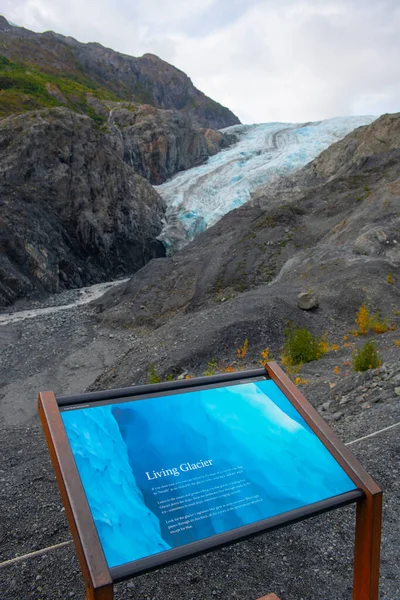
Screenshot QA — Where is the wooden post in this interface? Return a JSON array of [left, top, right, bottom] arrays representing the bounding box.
[[85, 584, 114, 600], [257, 595, 281, 600], [38, 392, 114, 600], [353, 492, 382, 600]]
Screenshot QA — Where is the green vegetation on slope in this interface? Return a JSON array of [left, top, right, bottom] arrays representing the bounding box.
[[352, 341, 381, 372], [282, 322, 327, 366], [0, 54, 119, 124]]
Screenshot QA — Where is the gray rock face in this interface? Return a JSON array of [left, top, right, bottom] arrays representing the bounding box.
[[103, 103, 237, 185], [0, 108, 166, 306]]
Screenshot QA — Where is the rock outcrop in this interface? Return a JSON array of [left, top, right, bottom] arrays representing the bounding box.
[[0, 17, 240, 129], [93, 114, 400, 388], [0, 108, 166, 306], [104, 103, 236, 184]]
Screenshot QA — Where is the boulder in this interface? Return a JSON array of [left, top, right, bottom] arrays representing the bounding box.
[[297, 292, 319, 310]]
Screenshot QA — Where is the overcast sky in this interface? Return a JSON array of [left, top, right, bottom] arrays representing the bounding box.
[[2, 0, 400, 124]]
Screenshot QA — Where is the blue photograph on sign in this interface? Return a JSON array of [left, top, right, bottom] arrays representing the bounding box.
[[61, 380, 356, 568]]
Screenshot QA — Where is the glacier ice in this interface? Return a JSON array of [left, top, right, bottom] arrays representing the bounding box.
[[156, 116, 376, 253], [61, 380, 355, 569], [61, 405, 170, 568]]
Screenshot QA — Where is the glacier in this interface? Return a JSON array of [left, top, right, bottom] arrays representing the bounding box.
[[61, 380, 355, 569], [61, 405, 171, 567], [156, 116, 376, 253]]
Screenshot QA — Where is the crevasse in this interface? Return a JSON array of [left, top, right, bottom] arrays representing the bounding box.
[[156, 116, 376, 254]]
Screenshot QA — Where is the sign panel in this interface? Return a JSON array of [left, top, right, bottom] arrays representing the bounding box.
[[60, 378, 356, 574]]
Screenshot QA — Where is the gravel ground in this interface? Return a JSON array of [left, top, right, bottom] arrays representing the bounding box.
[[0, 297, 399, 600]]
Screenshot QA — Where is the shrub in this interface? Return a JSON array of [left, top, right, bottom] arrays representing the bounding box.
[[282, 323, 327, 366], [237, 338, 249, 359], [148, 363, 161, 384], [353, 302, 395, 335], [259, 347, 269, 367], [294, 375, 309, 385], [352, 341, 381, 372], [372, 313, 390, 334], [354, 302, 372, 335], [204, 359, 218, 376]]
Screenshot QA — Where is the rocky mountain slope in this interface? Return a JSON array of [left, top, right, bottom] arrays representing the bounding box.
[[0, 16, 239, 129], [0, 16, 239, 306], [0, 107, 166, 306], [0, 102, 235, 306], [93, 113, 400, 388]]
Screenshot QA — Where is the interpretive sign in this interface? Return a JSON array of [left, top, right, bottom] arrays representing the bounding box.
[[38, 362, 382, 600], [60, 377, 358, 572]]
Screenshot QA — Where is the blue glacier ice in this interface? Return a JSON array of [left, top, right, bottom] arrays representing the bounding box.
[[61, 406, 170, 567], [62, 380, 356, 569], [156, 116, 376, 253]]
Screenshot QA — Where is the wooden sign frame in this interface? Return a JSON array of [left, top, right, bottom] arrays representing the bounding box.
[[38, 362, 382, 600]]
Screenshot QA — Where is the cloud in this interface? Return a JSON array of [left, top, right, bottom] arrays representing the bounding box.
[[168, 0, 400, 122], [3, 0, 400, 123]]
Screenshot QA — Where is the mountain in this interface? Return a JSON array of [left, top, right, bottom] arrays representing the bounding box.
[[0, 16, 239, 129], [0, 16, 239, 306], [93, 113, 400, 388]]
